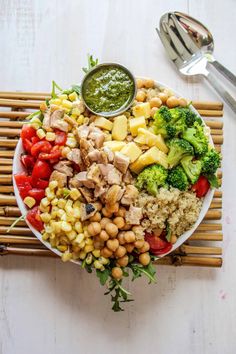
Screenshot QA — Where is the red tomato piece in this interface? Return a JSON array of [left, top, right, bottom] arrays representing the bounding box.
[[55, 130, 67, 146], [145, 232, 172, 256], [192, 175, 210, 198], [21, 125, 36, 141], [32, 178, 49, 189], [31, 136, 40, 144], [22, 138, 33, 153], [20, 155, 35, 172], [14, 174, 32, 199], [31, 141, 52, 157], [32, 160, 52, 180], [39, 145, 61, 160], [26, 206, 44, 232], [28, 188, 45, 203]]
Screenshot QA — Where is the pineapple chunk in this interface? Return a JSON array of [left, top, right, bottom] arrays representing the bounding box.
[[94, 117, 113, 131], [130, 146, 168, 173], [103, 141, 126, 152], [129, 116, 146, 136], [120, 142, 142, 163], [112, 115, 128, 141], [132, 102, 151, 118], [135, 128, 169, 153]]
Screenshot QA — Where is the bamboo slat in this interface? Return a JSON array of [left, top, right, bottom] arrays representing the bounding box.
[[204, 120, 223, 129], [0, 151, 14, 158], [0, 158, 13, 165], [180, 244, 222, 255], [0, 111, 30, 119], [0, 138, 18, 148], [0, 195, 17, 206], [0, 175, 12, 184], [192, 101, 223, 110], [0, 216, 26, 226], [0, 99, 40, 109], [198, 109, 223, 117], [0, 121, 24, 128], [0, 245, 57, 257], [155, 256, 222, 267], [0, 235, 40, 245], [196, 223, 222, 231], [1, 166, 12, 174], [189, 232, 223, 241], [0, 128, 21, 137]]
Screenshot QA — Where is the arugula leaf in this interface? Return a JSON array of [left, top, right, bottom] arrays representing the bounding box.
[[129, 263, 156, 284], [205, 174, 220, 188], [166, 222, 171, 242], [96, 269, 110, 286], [25, 110, 41, 121], [51, 80, 63, 99], [82, 54, 98, 73]]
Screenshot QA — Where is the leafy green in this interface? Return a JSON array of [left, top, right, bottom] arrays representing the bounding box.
[[205, 174, 220, 188], [96, 269, 110, 286], [82, 54, 99, 73], [7, 214, 26, 233], [51, 80, 63, 99], [166, 222, 172, 242], [129, 262, 156, 284]]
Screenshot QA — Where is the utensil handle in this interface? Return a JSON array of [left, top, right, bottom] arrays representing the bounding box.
[[210, 60, 236, 87], [205, 72, 236, 114]]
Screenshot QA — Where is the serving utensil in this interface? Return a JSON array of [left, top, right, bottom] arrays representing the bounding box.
[[157, 13, 236, 113]]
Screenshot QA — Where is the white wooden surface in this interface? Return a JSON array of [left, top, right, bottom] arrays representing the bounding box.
[[0, 1, 236, 353]]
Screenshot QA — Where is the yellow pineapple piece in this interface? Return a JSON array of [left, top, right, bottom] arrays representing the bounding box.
[[135, 128, 169, 153], [130, 146, 168, 173], [103, 141, 126, 151], [120, 142, 142, 163], [112, 115, 128, 141], [132, 102, 151, 118], [129, 116, 146, 136], [94, 117, 113, 131]]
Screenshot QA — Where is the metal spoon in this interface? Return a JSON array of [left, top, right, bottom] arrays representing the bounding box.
[[157, 13, 236, 113], [173, 11, 236, 86]]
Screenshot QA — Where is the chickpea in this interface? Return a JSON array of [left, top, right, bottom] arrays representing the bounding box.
[[99, 230, 109, 241], [100, 217, 111, 229], [87, 222, 101, 236], [117, 232, 126, 245], [116, 255, 129, 267], [102, 207, 113, 218], [136, 90, 146, 102], [121, 224, 132, 231], [113, 216, 125, 229], [124, 231, 136, 243], [139, 241, 150, 253], [158, 92, 168, 103], [114, 206, 126, 218], [125, 243, 135, 253], [134, 240, 145, 249], [111, 267, 123, 280], [106, 202, 119, 213], [166, 96, 179, 108], [93, 201, 102, 211], [136, 78, 144, 89], [178, 97, 188, 107], [114, 245, 127, 258], [150, 97, 162, 108], [171, 234, 177, 244], [94, 240, 104, 249], [150, 107, 158, 118], [105, 223, 119, 238], [106, 239, 119, 252], [139, 252, 151, 266], [100, 247, 113, 258], [90, 212, 101, 222], [144, 78, 154, 88]]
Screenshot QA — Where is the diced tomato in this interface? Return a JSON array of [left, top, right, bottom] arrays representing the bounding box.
[[31, 136, 40, 144], [20, 155, 35, 172], [145, 232, 172, 256], [21, 125, 36, 141], [55, 130, 67, 146], [28, 188, 45, 203], [26, 206, 44, 232], [14, 174, 32, 199], [31, 141, 52, 157], [39, 145, 61, 160], [32, 178, 49, 189], [192, 175, 210, 198], [22, 138, 33, 153], [32, 160, 52, 180]]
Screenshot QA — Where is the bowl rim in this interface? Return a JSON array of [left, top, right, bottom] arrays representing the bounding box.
[[12, 77, 215, 262]]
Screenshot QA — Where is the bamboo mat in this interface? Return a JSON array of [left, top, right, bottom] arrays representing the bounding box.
[[0, 93, 223, 267]]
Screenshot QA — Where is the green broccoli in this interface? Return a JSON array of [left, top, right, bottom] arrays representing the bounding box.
[[182, 122, 208, 156], [167, 107, 187, 136], [167, 138, 194, 167], [182, 108, 203, 127], [136, 164, 168, 196], [180, 155, 202, 184], [201, 149, 221, 175], [167, 166, 189, 191], [154, 106, 176, 138]]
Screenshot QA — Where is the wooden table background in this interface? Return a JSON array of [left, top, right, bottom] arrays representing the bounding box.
[[0, 1, 236, 353]]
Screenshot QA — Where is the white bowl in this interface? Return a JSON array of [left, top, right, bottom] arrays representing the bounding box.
[[13, 79, 215, 260]]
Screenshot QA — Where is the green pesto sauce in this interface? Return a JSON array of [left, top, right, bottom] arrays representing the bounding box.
[[82, 66, 135, 113]]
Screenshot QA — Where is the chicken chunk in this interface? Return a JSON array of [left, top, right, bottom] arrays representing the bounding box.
[[80, 138, 94, 167], [88, 149, 108, 164], [125, 205, 143, 225], [121, 185, 139, 205], [80, 203, 97, 221], [105, 185, 125, 205], [114, 152, 130, 174], [69, 172, 95, 189], [89, 130, 105, 148], [50, 109, 69, 132], [87, 163, 102, 185], [75, 125, 90, 141], [103, 147, 114, 162], [72, 100, 85, 114], [79, 187, 94, 203], [49, 170, 67, 188], [42, 110, 52, 131], [67, 148, 83, 167], [123, 170, 135, 184], [107, 167, 122, 185], [53, 161, 73, 177]]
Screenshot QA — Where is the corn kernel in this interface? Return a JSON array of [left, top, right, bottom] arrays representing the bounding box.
[[68, 92, 77, 101], [72, 107, 81, 116], [40, 212, 51, 223], [39, 205, 50, 213], [61, 221, 72, 232], [40, 102, 48, 111], [85, 253, 93, 264], [51, 198, 58, 206], [42, 232, 50, 241], [94, 260, 104, 270], [49, 180, 58, 190], [57, 199, 67, 209], [67, 230, 77, 241], [66, 137, 77, 148], [61, 213, 67, 221], [46, 132, 56, 141], [72, 207, 80, 218], [66, 215, 75, 223], [79, 251, 86, 260], [62, 99, 73, 109], [92, 249, 101, 258], [30, 117, 42, 130], [45, 188, 55, 200], [85, 238, 93, 245], [84, 230, 89, 238], [60, 235, 70, 245], [61, 252, 72, 262], [75, 222, 83, 233], [69, 188, 81, 201], [50, 98, 61, 106], [72, 252, 80, 260], [74, 233, 84, 244], [99, 257, 110, 265], [79, 240, 85, 248], [58, 245, 68, 252], [84, 244, 94, 253], [58, 94, 68, 100], [72, 245, 80, 252], [45, 225, 53, 233], [23, 196, 36, 208], [61, 146, 71, 158], [36, 128, 46, 139], [51, 221, 61, 233]]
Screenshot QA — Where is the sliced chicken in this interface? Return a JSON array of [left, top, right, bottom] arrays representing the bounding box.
[[89, 128, 105, 148], [49, 170, 67, 188], [67, 148, 84, 167], [53, 161, 73, 177], [80, 138, 94, 167], [125, 205, 143, 225], [94, 185, 107, 198], [72, 100, 85, 114], [87, 163, 102, 185], [70, 171, 95, 189], [79, 187, 94, 203], [105, 185, 125, 205], [88, 149, 108, 164], [103, 147, 114, 162], [80, 203, 97, 221], [64, 114, 78, 127], [42, 109, 52, 131], [121, 185, 139, 206], [107, 167, 122, 185], [114, 152, 130, 174], [50, 109, 69, 132], [75, 125, 90, 141], [123, 170, 134, 184]]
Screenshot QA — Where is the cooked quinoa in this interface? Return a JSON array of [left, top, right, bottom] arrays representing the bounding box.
[[136, 187, 203, 236]]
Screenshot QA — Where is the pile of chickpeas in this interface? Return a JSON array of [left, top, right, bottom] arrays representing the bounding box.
[[86, 202, 151, 280], [135, 78, 188, 118]]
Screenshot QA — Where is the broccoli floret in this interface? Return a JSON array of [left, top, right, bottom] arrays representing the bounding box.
[[136, 164, 168, 196], [181, 108, 203, 127], [182, 122, 208, 156], [167, 138, 194, 167], [201, 149, 221, 175], [169, 107, 186, 122], [169, 107, 187, 136], [167, 166, 189, 191], [154, 106, 175, 138], [181, 155, 202, 184]]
